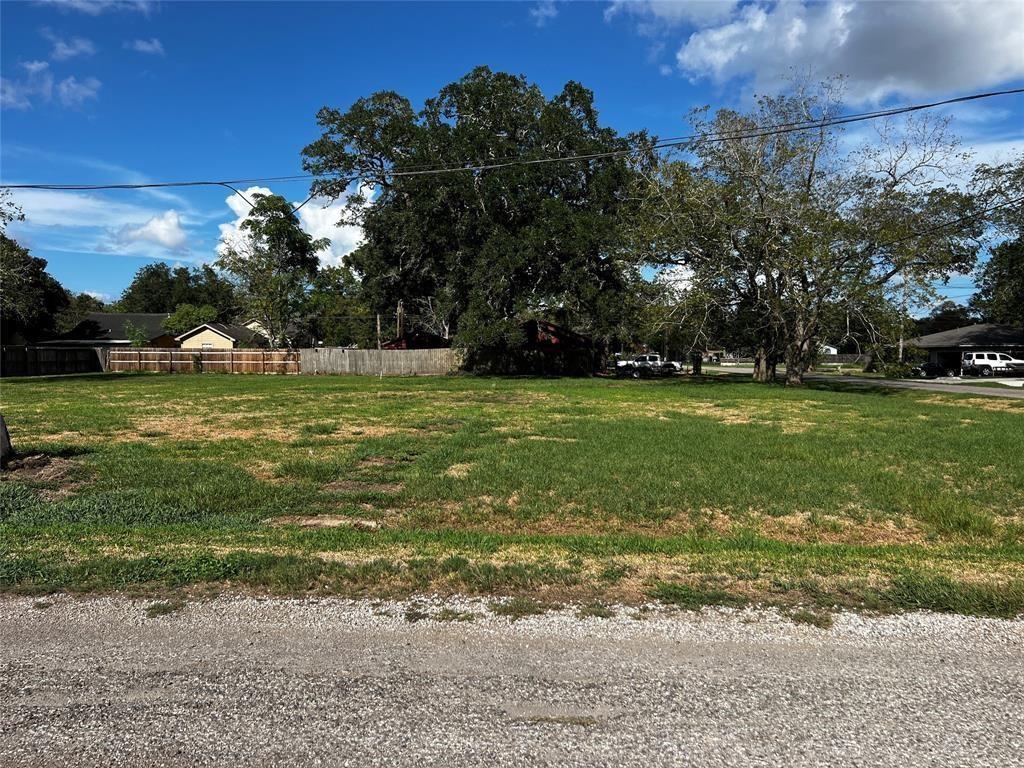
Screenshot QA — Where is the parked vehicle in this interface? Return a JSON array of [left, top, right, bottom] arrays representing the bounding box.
[[909, 361, 959, 378], [961, 351, 1024, 377], [616, 353, 684, 378]]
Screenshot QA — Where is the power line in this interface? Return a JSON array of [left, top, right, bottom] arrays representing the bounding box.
[[2, 88, 1021, 194], [873, 194, 1024, 249]]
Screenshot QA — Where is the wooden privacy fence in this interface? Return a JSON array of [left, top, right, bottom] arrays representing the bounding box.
[[1, 346, 106, 377], [108, 348, 300, 374], [300, 347, 462, 376], [105, 347, 459, 375]]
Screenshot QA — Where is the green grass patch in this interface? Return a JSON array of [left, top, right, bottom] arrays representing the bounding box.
[[0, 373, 1021, 617]]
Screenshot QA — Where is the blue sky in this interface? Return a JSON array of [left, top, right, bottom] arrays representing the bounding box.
[[2, 0, 1023, 307]]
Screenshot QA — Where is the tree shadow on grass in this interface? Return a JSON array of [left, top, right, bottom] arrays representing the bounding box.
[[801, 379, 904, 397]]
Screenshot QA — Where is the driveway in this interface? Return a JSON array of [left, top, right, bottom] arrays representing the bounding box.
[[2, 596, 1022, 767]]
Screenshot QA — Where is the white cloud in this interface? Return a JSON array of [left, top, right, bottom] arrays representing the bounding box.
[[114, 210, 188, 251], [297, 193, 368, 268], [673, 0, 1024, 103], [57, 75, 101, 107], [529, 1, 558, 27], [9, 187, 202, 261], [84, 290, 112, 302], [1, 79, 33, 111], [34, 0, 153, 15], [21, 60, 50, 75], [217, 185, 368, 268], [11, 188, 163, 229], [606, 0, 738, 28], [1, 62, 54, 110], [124, 37, 165, 56], [216, 185, 273, 257], [41, 27, 96, 60]]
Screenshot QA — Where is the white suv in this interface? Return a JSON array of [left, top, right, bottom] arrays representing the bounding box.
[[962, 351, 1024, 377]]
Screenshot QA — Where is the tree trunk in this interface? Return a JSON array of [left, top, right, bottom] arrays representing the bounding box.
[[0, 413, 13, 469], [785, 339, 813, 386], [752, 343, 776, 383]]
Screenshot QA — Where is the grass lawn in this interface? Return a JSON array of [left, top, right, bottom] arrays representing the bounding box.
[[2, 372, 1023, 617]]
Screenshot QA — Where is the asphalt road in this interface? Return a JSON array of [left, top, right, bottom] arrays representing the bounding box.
[[2, 596, 1022, 767], [701, 366, 1024, 398], [806, 374, 1024, 399]]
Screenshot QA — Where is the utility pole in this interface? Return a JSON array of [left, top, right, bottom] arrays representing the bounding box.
[[376, 313, 381, 350], [898, 272, 907, 363]]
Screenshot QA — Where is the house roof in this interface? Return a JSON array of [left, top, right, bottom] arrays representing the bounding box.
[[175, 323, 268, 346], [909, 323, 1024, 349], [54, 312, 170, 343]]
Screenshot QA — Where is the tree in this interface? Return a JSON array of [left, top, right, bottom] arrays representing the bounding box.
[[0, 189, 23, 233], [300, 265, 376, 348], [914, 300, 978, 337], [971, 239, 1024, 324], [1, 234, 70, 344], [55, 292, 107, 334], [163, 303, 219, 335], [116, 263, 237, 319], [122, 320, 150, 347], [970, 156, 1024, 325], [627, 79, 980, 384], [215, 194, 327, 347], [116, 263, 176, 313], [302, 66, 642, 370]]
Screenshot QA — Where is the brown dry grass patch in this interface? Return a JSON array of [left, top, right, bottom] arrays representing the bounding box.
[[324, 479, 404, 494]]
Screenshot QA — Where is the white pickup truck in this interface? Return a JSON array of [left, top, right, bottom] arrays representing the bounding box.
[[615, 353, 684, 378]]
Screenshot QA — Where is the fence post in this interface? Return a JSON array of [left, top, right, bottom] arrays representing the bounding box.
[[262, 350, 266, 374], [167, 349, 172, 373], [229, 349, 234, 374], [137, 349, 142, 371]]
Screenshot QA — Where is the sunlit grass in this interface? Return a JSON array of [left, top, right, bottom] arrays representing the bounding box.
[[1, 372, 1022, 616]]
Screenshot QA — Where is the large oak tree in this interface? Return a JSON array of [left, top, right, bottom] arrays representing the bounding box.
[[302, 66, 644, 369]]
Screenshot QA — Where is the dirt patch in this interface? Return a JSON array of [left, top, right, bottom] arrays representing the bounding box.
[[358, 456, 400, 468], [0, 454, 87, 500], [605, 397, 835, 433], [270, 515, 383, 531], [445, 463, 473, 479], [921, 395, 1022, 413], [324, 479, 404, 494], [759, 512, 928, 546]]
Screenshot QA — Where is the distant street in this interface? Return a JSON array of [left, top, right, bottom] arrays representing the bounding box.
[[2, 596, 1023, 768], [807, 374, 1024, 399], [701, 366, 1024, 399]]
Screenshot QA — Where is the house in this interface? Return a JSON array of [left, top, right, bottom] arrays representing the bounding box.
[[908, 323, 1024, 370], [175, 323, 268, 350], [240, 319, 310, 347], [819, 343, 839, 355], [44, 312, 177, 347]]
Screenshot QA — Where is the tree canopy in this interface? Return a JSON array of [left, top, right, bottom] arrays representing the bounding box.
[[215, 193, 327, 348], [302, 66, 646, 369], [0, 234, 70, 344], [116, 263, 237, 319], [626, 79, 981, 383]]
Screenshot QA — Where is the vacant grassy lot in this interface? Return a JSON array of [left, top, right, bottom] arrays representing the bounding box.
[[2, 372, 1023, 617]]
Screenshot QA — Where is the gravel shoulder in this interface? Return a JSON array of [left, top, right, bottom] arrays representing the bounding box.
[[2, 595, 1022, 768]]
